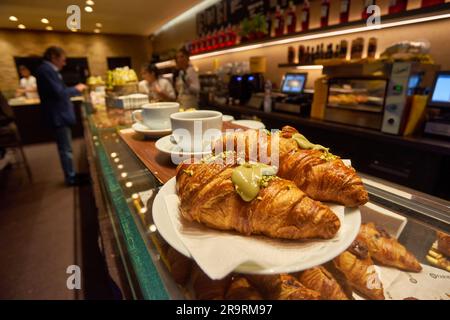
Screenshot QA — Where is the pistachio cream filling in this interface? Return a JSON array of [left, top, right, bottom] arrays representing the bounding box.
[[292, 133, 338, 161], [231, 163, 277, 202]]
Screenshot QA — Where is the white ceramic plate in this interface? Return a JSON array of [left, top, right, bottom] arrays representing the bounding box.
[[155, 135, 213, 157], [152, 177, 361, 275], [231, 120, 266, 130], [132, 122, 172, 138]]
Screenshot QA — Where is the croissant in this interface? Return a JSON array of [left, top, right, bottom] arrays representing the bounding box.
[[357, 222, 422, 272], [246, 274, 321, 300], [176, 161, 340, 240], [214, 126, 368, 207], [166, 247, 193, 286], [298, 266, 349, 300], [437, 231, 450, 258], [192, 265, 231, 300], [225, 276, 263, 300], [330, 240, 385, 300]]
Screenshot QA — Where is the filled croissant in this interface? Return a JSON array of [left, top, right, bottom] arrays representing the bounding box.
[[298, 266, 350, 300], [246, 274, 321, 300], [437, 231, 450, 258], [214, 126, 368, 207], [225, 276, 263, 300], [330, 240, 385, 300], [176, 160, 340, 240], [357, 222, 422, 272]]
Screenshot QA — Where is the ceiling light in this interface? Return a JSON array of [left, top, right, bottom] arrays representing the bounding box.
[[9, 16, 18, 22], [18, 24, 26, 29], [191, 12, 450, 61], [155, 0, 220, 35], [86, 0, 95, 5], [95, 22, 102, 28], [94, 28, 101, 33], [45, 26, 53, 31], [84, 6, 93, 13], [41, 18, 49, 24]]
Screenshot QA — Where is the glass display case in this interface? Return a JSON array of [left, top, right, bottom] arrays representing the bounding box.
[[327, 78, 387, 113], [82, 102, 450, 300]]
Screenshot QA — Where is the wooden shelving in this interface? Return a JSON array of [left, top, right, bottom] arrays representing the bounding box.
[[188, 3, 450, 60]]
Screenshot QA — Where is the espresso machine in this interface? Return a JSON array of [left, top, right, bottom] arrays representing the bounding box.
[[228, 73, 264, 105]]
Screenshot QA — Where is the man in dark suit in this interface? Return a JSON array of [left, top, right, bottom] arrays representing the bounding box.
[[36, 46, 87, 186]]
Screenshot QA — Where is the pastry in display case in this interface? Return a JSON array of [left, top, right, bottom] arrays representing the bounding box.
[[82, 101, 450, 300]]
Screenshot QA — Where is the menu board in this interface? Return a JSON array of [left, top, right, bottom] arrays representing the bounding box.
[[196, 0, 303, 36]]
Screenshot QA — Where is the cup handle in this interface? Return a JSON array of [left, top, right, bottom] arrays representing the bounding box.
[[132, 110, 142, 124]]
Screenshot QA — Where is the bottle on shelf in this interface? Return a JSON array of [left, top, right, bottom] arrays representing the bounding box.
[[309, 47, 315, 64], [421, 0, 444, 8], [350, 37, 364, 60], [320, 0, 330, 28], [218, 27, 226, 48], [389, 0, 408, 14], [334, 44, 340, 58], [326, 43, 333, 59], [288, 46, 295, 64], [274, 6, 285, 37], [319, 43, 324, 59], [298, 45, 306, 65], [340, 0, 351, 24], [266, 11, 273, 37], [286, 1, 297, 34], [226, 24, 237, 47], [362, 0, 376, 20], [339, 39, 348, 59], [301, 0, 310, 32], [199, 35, 206, 53], [212, 29, 219, 50], [205, 32, 212, 51], [305, 46, 311, 64], [368, 37, 378, 58]]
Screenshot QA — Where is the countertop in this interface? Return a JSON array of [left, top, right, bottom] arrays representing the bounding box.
[[8, 95, 85, 106], [209, 103, 450, 156]]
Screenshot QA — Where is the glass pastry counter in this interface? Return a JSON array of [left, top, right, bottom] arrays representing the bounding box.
[[82, 102, 450, 300]]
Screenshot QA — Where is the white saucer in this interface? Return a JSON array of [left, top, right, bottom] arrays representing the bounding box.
[[132, 122, 172, 138], [231, 120, 266, 130], [222, 115, 235, 122], [155, 135, 213, 163]]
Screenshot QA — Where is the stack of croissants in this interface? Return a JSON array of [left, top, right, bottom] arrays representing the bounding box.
[[165, 126, 423, 300]]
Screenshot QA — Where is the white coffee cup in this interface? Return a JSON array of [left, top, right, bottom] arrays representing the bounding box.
[[132, 102, 179, 130], [170, 110, 223, 152]]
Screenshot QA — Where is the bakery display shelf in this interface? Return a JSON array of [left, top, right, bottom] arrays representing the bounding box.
[[82, 102, 450, 300]]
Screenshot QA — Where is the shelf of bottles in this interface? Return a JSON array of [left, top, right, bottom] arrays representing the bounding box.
[[187, 0, 448, 58]]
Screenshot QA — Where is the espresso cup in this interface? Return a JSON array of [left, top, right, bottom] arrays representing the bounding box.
[[170, 110, 223, 152], [132, 102, 179, 130]]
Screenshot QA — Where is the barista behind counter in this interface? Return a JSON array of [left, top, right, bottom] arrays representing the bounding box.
[[15, 65, 39, 100], [138, 63, 176, 102], [174, 47, 200, 109]]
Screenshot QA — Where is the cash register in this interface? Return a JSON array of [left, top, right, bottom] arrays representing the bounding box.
[[273, 73, 313, 116], [424, 71, 450, 138]]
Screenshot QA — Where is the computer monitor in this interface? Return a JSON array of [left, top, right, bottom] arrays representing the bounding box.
[[281, 73, 307, 95], [429, 71, 450, 108]]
